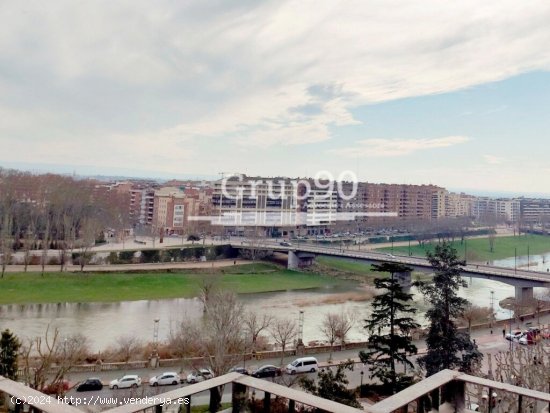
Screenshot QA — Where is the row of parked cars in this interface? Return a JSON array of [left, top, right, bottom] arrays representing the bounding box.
[[75, 357, 320, 392], [504, 327, 548, 345]]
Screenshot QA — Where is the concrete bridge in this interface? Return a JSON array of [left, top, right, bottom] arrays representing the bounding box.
[[234, 242, 550, 305]]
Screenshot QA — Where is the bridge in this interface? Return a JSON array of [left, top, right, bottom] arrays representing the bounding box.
[[233, 241, 550, 304]]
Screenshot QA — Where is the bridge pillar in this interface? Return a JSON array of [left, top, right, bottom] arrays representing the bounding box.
[[288, 251, 299, 269], [515, 286, 534, 305], [394, 271, 412, 290], [287, 251, 315, 270]]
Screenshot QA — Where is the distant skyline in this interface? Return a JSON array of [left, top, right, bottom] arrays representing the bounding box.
[[1, 1, 550, 194]]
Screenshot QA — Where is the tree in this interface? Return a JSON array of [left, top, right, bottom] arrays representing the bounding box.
[[460, 305, 493, 335], [168, 319, 202, 358], [75, 217, 101, 271], [488, 232, 496, 253], [320, 313, 340, 362], [201, 291, 246, 412], [270, 318, 298, 366], [299, 360, 361, 408], [243, 312, 273, 352], [115, 335, 142, 366], [20, 326, 89, 395], [335, 310, 356, 349], [359, 262, 419, 394], [0, 329, 21, 380], [418, 242, 483, 376]]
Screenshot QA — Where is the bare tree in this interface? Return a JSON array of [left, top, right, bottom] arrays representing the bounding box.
[[75, 217, 101, 271], [459, 304, 493, 335], [201, 291, 246, 412], [270, 318, 298, 366], [20, 326, 90, 395], [335, 310, 356, 348], [0, 206, 13, 278], [115, 335, 143, 367], [198, 274, 220, 313], [320, 313, 340, 362], [168, 319, 202, 359], [488, 232, 496, 254], [243, 312, 274, 352]]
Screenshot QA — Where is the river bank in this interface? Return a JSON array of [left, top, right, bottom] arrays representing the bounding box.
[[0, 262, 345, 304]]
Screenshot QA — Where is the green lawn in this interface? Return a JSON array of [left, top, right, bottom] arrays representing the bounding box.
[[0, 263, 340, 305], [316, 256, 377, 275], [376, 234, 550, 262]]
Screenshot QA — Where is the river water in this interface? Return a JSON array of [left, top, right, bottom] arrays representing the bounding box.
[[1, 255, 549, 351]]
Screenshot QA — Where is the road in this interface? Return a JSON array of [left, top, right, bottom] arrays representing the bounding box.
[[60, 320, 546, 411]]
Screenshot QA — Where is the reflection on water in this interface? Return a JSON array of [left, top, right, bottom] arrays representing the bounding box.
[[0, 253, 548, 350]]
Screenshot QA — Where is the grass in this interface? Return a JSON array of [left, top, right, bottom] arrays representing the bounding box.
[[376, 234, 550, 262], [0, 263, 341, 305], [316, 256, 377, 275]]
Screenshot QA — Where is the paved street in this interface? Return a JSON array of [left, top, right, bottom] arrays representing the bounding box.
[[59, 316, 549, 411]]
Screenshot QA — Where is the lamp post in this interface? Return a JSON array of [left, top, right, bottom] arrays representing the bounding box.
[[408, 238, 411, 256], [489, 290, 495, 328], [514, 247, 517, 274], [360, 370, 364, 396], [464, 238, 467, 263], [527, 244, 530, 270], [510, 308, 512, 350]]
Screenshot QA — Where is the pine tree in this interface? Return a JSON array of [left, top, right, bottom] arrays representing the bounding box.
[[0, 329, 21, 380], [359, 262, 419, 394], [418, 242, 482, 376]]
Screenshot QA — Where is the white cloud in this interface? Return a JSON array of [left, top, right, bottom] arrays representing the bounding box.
[[483, 154, 506, 165], [0, 0, 549, 168], [331, 136, 471, 158]]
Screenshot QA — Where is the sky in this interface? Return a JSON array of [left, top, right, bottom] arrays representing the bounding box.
[[1, 1, 550, 194]]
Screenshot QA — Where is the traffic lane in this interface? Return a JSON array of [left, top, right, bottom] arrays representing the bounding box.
[[64, 372, 318, 409]]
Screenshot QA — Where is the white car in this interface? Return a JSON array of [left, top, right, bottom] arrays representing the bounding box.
[[109, 375, 141, 389], [505, 331, 523, 341], [149, 372, 181, 386], [186, 369, 213, 384]]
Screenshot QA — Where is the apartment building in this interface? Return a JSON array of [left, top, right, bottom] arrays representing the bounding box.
[[338, 182, 444, 221], [472, 197, 520, 222], [152, 187, 201, 235], [519, 198, 550, 223]]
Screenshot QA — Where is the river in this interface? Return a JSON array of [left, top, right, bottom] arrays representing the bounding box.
[[0, 254, 548, 351]]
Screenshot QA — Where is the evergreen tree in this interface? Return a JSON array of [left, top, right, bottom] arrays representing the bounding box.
[[359, 262, 419, 394], [299, 360, 361, 408], [418, 242, 483, 376], [0, 329, 21, 380]]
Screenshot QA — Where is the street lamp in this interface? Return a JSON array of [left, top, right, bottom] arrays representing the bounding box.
[[360, 370, 364, 396], [514, 247, 517, 274], [490, 290, 495, 331]]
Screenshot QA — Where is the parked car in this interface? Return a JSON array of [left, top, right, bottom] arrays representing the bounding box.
[[76, 378, 103, 392], [505, 331, 523, 341], [286, 357, 318, 375], [186, 369, 213, 384], [149, 372, 181, 386], [251, 365, 281, 378], [109, 375, 141, 389], [230, 367, 250, 375]]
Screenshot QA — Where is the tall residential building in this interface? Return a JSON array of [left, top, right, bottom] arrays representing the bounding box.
[[210, 175, 338, 236], [472, 197, 520, 222], [338, 182, 444, 221], [519, 198, 550, 223]]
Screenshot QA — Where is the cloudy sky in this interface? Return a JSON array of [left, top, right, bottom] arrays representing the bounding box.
[[1, 1, 550, 194]]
